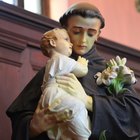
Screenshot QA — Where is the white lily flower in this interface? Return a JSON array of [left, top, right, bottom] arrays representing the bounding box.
[[111, 66, 119, 72], [121, 57, 127, 65], [107, 59, 117, 67], [123, 71, 137, 85], [95, 55, 137, 95], [118, 66, 137, 84], [95, 72, 103, 85], [95, 67, 117, 86], [119, 66, 131, 75], [116, 56, 127, 66], [124, 75, 136, 85]]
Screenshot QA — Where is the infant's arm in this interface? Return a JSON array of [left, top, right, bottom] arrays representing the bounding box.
[[72, 56, 88, 77]]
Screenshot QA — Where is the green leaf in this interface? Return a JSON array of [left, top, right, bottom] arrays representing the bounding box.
[[107, 78, 127, 95], [99, 130, 107, 140]]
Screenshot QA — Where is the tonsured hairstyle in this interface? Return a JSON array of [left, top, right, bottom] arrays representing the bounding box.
[[40, 28, 62, 57], [59, 2, 105, 29]]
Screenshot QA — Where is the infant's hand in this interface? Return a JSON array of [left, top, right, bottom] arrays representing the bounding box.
[[77, 56, 88, 66]]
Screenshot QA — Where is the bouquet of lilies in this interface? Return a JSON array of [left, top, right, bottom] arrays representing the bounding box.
[[95, 56, 137, 95]]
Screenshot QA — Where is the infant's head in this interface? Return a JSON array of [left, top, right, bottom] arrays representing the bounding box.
[[40, 28, 73, 57]]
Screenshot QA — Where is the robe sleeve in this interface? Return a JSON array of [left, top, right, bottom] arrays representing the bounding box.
[[10, 112, 50, 140], [6, 67, 50, 140], [91, 86, 140, 140]]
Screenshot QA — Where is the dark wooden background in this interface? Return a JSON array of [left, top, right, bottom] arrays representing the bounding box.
[[0, 2, 140, 140]]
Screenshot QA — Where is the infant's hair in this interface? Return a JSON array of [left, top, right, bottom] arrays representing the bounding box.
[[40, 28, 66, 56]]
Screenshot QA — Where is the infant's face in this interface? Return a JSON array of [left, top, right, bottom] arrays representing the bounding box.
[[55, 29, 73, 56]]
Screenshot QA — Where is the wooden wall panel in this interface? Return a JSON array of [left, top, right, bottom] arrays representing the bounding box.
[[0, 62, 20, 139], [0, 2, 60, 139], [0, 2, 140, 140]]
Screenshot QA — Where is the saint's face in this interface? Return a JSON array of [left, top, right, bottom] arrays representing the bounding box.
[[66, 16, 101, 55]]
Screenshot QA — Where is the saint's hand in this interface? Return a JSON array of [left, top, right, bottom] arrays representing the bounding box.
[[56, 73, 93, 111], [29, 95, 72, 138], [56, 73, 87, 104]]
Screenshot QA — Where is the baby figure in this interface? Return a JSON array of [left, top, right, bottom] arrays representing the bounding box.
[[40, 28, 91, 140]]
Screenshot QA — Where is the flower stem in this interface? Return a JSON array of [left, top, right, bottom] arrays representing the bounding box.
[[108, 78, 124, 95]]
